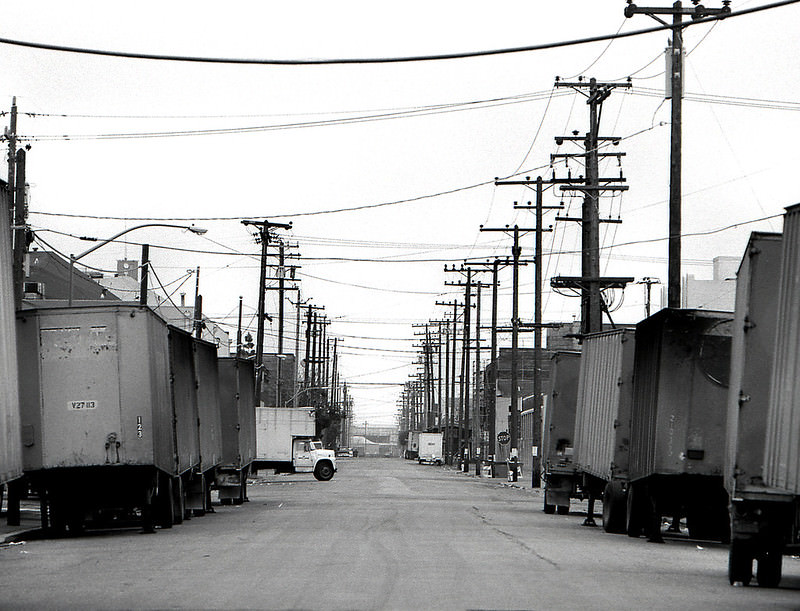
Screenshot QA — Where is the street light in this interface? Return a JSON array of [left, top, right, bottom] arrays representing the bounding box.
[[68, 223, 207, 305]]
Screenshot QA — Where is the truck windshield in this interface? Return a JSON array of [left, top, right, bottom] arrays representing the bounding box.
[[311, 441, 323, 450]]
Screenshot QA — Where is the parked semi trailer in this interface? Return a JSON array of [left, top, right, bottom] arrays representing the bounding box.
[[542, 351, 581, 516], [254, 407, 336, 481], [727, 221, 800, 587], [0, 185, 23, 522], [627, 308, 733, 543], [573, 328, 636, 533], [213, 357, 256, 505], [187, 334, 224, 516], [16, 305, 199, 533]]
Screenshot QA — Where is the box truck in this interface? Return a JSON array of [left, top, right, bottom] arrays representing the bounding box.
[[417, 432, 443, 465], [254, 407, 336, 481]]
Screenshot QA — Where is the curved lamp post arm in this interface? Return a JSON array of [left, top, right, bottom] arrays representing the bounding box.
[[73, 223, 206, 262], [68, 223, 207, 305]]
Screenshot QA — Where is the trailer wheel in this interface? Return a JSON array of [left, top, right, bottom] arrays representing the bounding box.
[[556, 505, 569, 516], [728, 540, 753, 586], [602, 481, 627, 534], [626, 482, 644, 538], [314, 461, 335, 482], [756, 546, 782, 588]]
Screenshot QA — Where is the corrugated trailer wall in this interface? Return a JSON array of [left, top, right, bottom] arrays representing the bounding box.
[[16, 306, 175, 473], [631, 309, 733, 481], [193, 338, 223, 473], [574, 329, 635, 482], [167, 327, 201, 475], [237, 359, 256, 468], [0, 187, 22, 485], [543, 352, 581, 465], [725, 232, 782, 495], [765, 204, 800, 494]]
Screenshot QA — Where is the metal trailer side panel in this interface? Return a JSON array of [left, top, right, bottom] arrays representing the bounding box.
[[631, 309, 732, 481], [167, 326, 201, 475], [217, 358, 242, 469], [0, 187, 22, 484], [543, 352, 581, 468], [17, 306, 174, 473], [574, 329, 635, 482], [765, 204, 800, 494], [193, 338, 223, 473], [138, 310, 175, 474], [725, 233, 782, 495], [236, 359, 256, 468]]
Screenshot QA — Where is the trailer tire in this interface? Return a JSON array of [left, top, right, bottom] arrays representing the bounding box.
[[602, 481, 627, 534], [556, 505, 569, 516], [314, 461, 335, 482], [728, 540, 753, 586], [757, 546, 782, 588], [626, 482, 645, 538]]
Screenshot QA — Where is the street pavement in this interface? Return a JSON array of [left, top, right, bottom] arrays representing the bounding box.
[[1, 457, 799, 610]]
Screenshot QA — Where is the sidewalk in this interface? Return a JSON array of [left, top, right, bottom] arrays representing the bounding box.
[[0, 499, 42, 544]]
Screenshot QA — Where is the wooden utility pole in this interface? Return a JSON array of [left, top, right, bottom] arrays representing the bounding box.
[[478, 225, 534, 480], [236, 296, 243, 357], [193, 266, 203, 339], [139, 244, 150, 306], [495, 177, 561, 485], [241, 219, 292, 406], [12, 148, 26, 309], [292, 296, 312, 406], [624, 1, 731, 307], [551, 77, 631, 334]]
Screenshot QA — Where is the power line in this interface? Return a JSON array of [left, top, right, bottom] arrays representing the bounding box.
[[0, 2, 793, 64], [20, 91, 571, 142]]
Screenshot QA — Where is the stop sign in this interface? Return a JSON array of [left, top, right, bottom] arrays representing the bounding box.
[[497, 431, 510, 445]]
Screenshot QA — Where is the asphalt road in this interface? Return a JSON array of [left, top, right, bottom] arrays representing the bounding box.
[[1, 458, 799, 610]]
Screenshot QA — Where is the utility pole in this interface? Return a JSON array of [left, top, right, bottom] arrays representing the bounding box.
[[479, 225, 536, 480], [444, 268, 487, 471], [12, 148, 26, 309], [436, 300, 463, 465], [193, 267, 203, 339], [494, 180, 560, 485], [291, 296, 311, 407], [242, 219, 292, 406], [551, 76, 632, 334], [638, 277, 661, 317], [624, 0, 731, 307], [236, 296, 243, 357], [139, 244, 150, 306]]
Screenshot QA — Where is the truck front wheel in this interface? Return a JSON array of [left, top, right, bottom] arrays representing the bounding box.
[[314, 461, 335, 481]]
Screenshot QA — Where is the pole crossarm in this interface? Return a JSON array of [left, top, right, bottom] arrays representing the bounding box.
[[556, 216, 623, 224], [624, 2, 731, 20], [551, 276, 634, 290]]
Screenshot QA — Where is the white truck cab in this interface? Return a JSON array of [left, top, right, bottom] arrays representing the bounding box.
[[293, 438, 337, 481]]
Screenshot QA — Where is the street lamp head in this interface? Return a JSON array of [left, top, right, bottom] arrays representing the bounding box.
[[188, 226, 208, 235]]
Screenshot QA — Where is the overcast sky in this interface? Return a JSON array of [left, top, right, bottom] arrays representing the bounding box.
[[3, 1, 799, 424]]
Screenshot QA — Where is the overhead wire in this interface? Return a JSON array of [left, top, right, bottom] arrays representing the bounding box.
[[0, 2, 793, 64]]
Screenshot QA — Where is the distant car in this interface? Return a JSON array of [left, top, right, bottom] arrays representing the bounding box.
[[335, 447, 354, 457]]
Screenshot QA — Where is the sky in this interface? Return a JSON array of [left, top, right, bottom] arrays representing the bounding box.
[[2, 1, 799, 425]]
